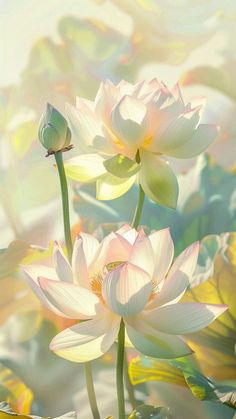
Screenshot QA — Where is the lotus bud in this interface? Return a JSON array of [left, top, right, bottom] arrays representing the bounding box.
[[38, 103, 71, 154]]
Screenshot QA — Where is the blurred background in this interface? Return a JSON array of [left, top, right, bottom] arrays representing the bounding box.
[[0, 1, 236, 418]]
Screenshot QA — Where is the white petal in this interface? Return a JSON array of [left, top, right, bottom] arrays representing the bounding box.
[[149, 228, 174, 284], [147, 270, 190, 310], [64, 154, 106, 183], [96, 172, 135, 200], [38, 277, 103, 319], [102, 262, 152, 317], [71, 237, 89, 288], [91, 232, 132, 276], [115, 224, 138, 245], [145, 302, 228, 334], [168, 242, 199, 282], [22, 265, 67, 317], [94, 80, 120, 122], [50, 313, 120, 362], [165, 124, 219, 158], [139, 150, 178, 209], [79, 233, 100, 267], [66, 102, 101, 152], [53, 242, 73, 282], [111, 95, 148, 148], [152, 107, 201, 154], [130, 229, 155, 276], [125, 316, 193, 359]]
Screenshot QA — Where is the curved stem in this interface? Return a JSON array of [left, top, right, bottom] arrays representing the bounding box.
[[54, 151, 73, 262], [117, 319, 125, 419], [54, 150, 100, 419], [85, 363, 101, 419], [132, 184, 145, 229]]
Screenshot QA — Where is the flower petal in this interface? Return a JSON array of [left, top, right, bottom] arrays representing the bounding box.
[[50, 313, 120, 362], [148, 269, 190, 310], [130, 229, 155, 276], [165, 124, 219, 158], [53, 242, 73, 283], [72, 234, 100, 288], [139, 150, 178, 208], [147, 270, 190, 310], [22, 265, 67, 316], [116, 224, 138, 245], [79, 233, 100, 267], [125, 316, 193, 359], [64, 154, 106, 182], [66, 101, 101, 152], [145, 302, 228, 334], [149, 228, 174, 284], [152, 107, 201, 154], [168, 242, 199, 281], [91, 232, 132, 276], [102, 262, 152, 317], [111, 95, 148, 148], [96, 172, 135, 200], [94, 80, 121, 122], [38, 277, 103, 319]]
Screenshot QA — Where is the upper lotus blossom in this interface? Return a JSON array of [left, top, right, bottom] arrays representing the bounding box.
[[22, 225, 227, 362], [64, 79, 218, 208]]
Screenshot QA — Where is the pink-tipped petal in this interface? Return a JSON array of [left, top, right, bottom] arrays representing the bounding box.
[[38, 277, 103, 319], [147, 269, 189, 310], [79, 233, 100, 267], [22, 265, 67, 317], [130, 229, 155, 276], [149, 228, 174, 284], [116, 224, 138, 245], [53, 242, 73, 283], [145, 302, 228, 334], [168, 242, 200, 282], [72, 236, 89, 288], [102, 262, 152, 317], [90, 232, 132, 276]]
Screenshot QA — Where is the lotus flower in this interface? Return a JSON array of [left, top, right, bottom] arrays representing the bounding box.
[[64, 79, 218, 208], [22, 225, 227, 362]]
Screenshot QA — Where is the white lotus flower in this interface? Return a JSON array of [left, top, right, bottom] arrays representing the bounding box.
[[64, 79, 218, 208], [22, 226, 226, 362]]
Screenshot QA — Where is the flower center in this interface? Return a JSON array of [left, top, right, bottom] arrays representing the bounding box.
[[90, 261, 125, 298]]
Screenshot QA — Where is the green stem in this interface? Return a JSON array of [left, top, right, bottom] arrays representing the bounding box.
[[131, 184, 145, 229], [122, 182, 146, 410], [84, 363, 101, 419], [54, 150, 100, 419], [117, 319, 126, 419], [54, 151, 73, 262]]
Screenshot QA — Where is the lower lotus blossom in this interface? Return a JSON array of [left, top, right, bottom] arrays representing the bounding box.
[[22, 225, 227, 362]]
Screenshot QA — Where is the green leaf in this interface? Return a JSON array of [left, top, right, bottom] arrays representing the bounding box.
[[0, 364, 33, 414], [129, 356, 186, 387], [0, 402, 76, 419], [103, 154, 140, 178], [128, 404, 173, 418]]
